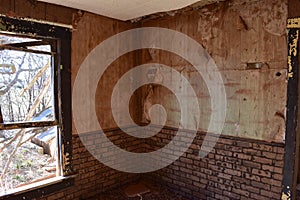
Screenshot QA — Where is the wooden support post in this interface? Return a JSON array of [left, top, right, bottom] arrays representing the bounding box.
[[282, 18, 300, 200]]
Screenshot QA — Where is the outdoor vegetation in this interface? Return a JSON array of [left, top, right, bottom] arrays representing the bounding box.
[[0, 34, 57, 193]]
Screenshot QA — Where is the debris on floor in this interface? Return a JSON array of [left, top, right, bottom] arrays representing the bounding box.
[[124, 181, 151, 198], [98, 181, 188, 200]]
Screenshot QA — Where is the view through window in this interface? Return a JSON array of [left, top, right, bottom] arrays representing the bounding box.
[[0, 33, 60, 193]]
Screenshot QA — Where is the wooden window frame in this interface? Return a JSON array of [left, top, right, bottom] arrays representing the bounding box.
[[0, 16, 74, 199]]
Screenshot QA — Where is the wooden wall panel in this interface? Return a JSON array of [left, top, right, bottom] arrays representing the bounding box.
[[140, 0, 288, 142], [288, 0, 300, 18], [0, 0, 75, 25], [14, 0, 46, 20], [0, 1, 139, 132], [71, 13, 137, 132], [0, 0, 288, 141], [0, 0, 12, 15]]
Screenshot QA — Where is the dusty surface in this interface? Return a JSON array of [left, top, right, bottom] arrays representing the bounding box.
[[96, 181, 187, 200]]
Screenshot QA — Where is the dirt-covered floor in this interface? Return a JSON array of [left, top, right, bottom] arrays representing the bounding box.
[[95, 181, 188, 200]]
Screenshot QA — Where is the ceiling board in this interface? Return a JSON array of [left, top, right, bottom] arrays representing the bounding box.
[[37, 0, 202, 21]]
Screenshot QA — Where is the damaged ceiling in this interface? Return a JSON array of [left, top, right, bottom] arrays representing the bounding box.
[[37, 0, 222, 21]]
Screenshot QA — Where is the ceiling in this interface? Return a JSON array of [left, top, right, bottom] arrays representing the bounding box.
[[37, 0, 203, 21]]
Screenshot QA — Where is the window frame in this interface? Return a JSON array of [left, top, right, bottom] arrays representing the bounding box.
[[0, 36, 59, 130], [0, 16, 74, 199]]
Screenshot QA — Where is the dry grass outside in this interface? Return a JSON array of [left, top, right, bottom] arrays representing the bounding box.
[[0, 135, 56, 193]]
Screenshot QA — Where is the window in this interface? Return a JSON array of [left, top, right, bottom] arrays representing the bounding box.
[[0, 17, 73, 198]]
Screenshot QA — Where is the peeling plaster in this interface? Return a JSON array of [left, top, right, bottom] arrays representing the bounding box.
[[231, 0, 287, 36]]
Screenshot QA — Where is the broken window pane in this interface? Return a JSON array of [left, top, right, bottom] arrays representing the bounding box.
[[0, 40, 54, 123], [0, 35, 39, 46]]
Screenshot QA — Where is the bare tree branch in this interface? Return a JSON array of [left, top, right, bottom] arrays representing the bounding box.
[[0, 68, 41, 96], [0, 128, 25, 179], [0, 76, 51, 153], [0, 37, 53, 190], [0, 76, 51, 182], [0, 53, 28, 96], [20, 60, 50, 96]]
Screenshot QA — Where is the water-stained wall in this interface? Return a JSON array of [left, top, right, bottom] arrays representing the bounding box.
[[71, 13, 142, 132], [1, 0, 287, 142], [140, 0, 288, 142], [0, 0, 291, 199]]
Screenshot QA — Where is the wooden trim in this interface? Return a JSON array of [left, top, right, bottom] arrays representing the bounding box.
[[0, 176, 75, 200], [287, 18, 300, 29], [0, 120, 59, 130], [2, 40, 49, 48], [0, 45, 54, 55], [0, 16, 71, 40], [142, 123, 285, 147], [58, 27, 73, 176], [281, 18, 300, 200]]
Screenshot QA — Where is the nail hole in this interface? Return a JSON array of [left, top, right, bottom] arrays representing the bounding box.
[[276, 72, 281, 77]]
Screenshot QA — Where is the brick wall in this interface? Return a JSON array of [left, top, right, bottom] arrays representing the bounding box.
[[39, 125, 284, 200], [41, 127, 142, 200], [143, 126, 284, 200]]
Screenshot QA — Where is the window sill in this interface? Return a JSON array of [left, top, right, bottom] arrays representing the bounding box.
[[0, 175, 76, 200]]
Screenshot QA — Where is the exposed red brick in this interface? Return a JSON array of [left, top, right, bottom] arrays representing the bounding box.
[[215, 193, 230, 200], [243, 148, 262, 156], [253, 143, 273, 152], [252, 169, 272, 178], [251, 180, 271, 190], [241, 184, 260, 194], [250, 192, 269, 200], [232, 188, 250, 197], [216, 149, 233, 156], [261, 178, 282, 187], [224, 168, 242, 176], [262, 152, 277, 159], [253, 156, 273, 165], [236, 141, 252, 148], [223, 191, 240, 199], [243, 160, 262, 169], [274, 160, 284, 167], [244, 173, 261, 181], [45, 125, 284, 200], [272, 173, 283, 180]]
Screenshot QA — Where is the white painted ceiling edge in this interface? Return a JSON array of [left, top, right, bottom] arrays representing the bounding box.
[[37, 0, 202, 21]]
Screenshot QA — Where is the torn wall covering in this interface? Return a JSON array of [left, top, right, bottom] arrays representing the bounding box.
[[140, 0, 288, 142], [70, 0, 287, 143]]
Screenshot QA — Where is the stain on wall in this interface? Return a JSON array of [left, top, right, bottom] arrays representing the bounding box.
[[140, 0, 288, 142], [71, 13, 142, 132], [1, 0, 288, 141]]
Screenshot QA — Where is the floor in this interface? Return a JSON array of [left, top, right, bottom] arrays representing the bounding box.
[[95, 181, 187, 200]]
